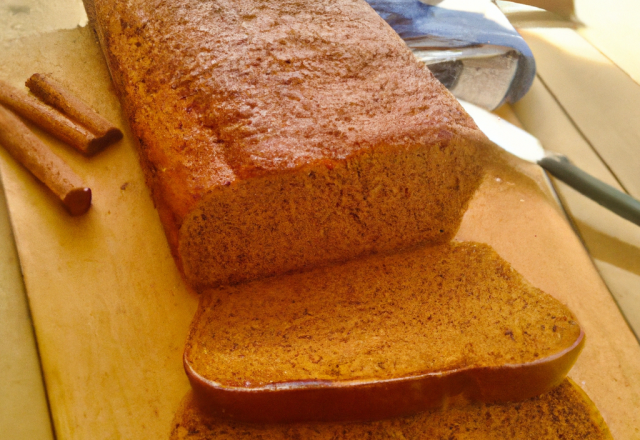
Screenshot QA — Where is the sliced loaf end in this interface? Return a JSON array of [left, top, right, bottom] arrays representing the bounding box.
[[178, 128, 489, 289]]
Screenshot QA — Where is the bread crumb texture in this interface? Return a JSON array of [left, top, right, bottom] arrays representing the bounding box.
[[185, 242, 581, 386], [170, 379, 612, 439], [89, 0, 489, 288]]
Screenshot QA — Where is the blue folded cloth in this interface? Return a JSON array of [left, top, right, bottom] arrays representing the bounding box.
[[367, 0, 535, 105]]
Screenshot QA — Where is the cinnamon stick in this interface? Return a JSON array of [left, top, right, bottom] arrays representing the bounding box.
[[26, 73, 123, 150], [0, 79, 105, 156], [0, 104, 91, 215]]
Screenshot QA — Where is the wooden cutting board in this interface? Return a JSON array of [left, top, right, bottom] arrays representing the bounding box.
[[0, 26, 639, 440]]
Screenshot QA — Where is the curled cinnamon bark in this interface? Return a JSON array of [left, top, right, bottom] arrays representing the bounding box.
[[0, 104, 91, 215], [26, 73, 123, 150], [0, 79, 111, 156]]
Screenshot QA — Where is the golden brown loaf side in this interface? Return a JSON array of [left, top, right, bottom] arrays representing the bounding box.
[[184, 242, 584, 423], [84, 0, 491, 289], [170, 379, 612, 440]]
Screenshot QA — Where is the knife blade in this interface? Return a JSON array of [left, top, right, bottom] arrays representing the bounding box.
[[459, 100, 640, 227]]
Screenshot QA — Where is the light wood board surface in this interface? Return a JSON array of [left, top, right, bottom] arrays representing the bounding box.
[[0, 0, 86, 41], [509, 22, 640, 340], [0, 27, 198, 439], [1, 24, 639, 440], [575, 0, 640, 86], [0, 165, 53, 440], [514, 78, 640, 339], [519, 28, 640, 200]]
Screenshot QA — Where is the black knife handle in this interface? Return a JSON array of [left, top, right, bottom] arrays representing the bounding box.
[[539, 154, 640, 227]]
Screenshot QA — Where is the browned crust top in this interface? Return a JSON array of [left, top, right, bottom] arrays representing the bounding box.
[[89, 0, 479, 220]]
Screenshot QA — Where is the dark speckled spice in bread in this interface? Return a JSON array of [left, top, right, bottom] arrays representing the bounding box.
[[84, 0, 492, 289]]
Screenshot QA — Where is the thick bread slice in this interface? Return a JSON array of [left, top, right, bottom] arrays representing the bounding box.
[[84, 0, 489, 289], [170, 379, 611, 439], [184, 242, 584, 423]]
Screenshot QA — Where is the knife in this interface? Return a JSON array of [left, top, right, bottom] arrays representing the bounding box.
[[459, 100, 640, 227]]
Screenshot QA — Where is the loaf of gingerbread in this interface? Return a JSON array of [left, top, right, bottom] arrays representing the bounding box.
[[84, 0, 492, 289]]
